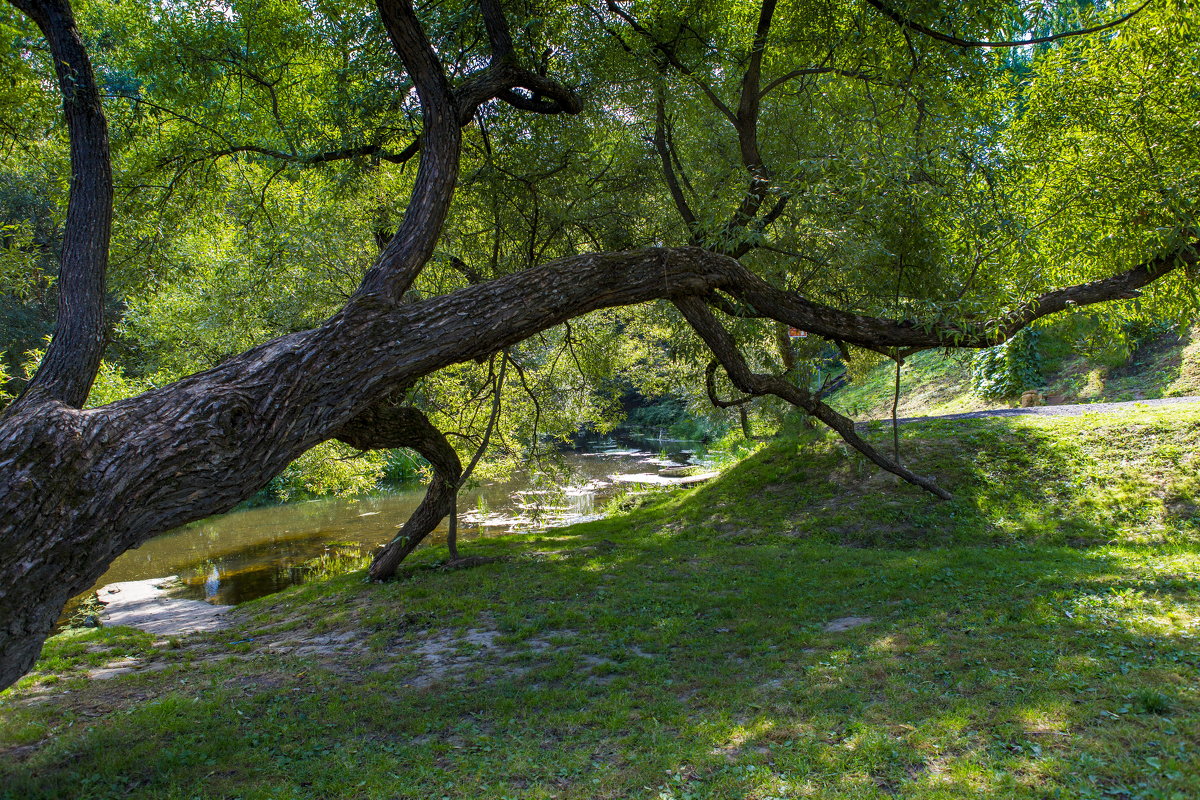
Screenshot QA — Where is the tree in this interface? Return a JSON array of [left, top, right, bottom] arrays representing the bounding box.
[[0, 0, 1196, 691]]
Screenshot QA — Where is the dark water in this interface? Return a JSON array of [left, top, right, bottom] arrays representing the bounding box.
[[87, 437, 707, 608]]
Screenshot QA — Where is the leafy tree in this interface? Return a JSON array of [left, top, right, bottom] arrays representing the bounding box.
[[0, 0, 1196, 690]]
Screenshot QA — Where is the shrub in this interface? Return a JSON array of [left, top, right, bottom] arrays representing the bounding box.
[[971, 327, 1043, 398]]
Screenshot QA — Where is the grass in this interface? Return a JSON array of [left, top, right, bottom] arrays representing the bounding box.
[[2, 404, 1199, 799], [831, 326, 1200, 420], [831, 349, 984, 420]]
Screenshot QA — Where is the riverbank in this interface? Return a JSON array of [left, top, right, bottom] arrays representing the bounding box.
[[79, 437, 709, 610], [2, 403, 1199, 799]]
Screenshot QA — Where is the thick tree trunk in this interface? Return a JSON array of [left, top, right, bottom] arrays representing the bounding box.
[[2, 240, 1195, 688], [2, 0, 1194, 694], [8, 0, 112, 408]]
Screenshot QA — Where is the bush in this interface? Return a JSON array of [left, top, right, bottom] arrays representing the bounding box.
[[971, 328, 1043, 398], [380, 448, 429, 485]]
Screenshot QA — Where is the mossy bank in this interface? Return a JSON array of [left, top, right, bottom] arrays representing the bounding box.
[[2, 404, 1198, 800]]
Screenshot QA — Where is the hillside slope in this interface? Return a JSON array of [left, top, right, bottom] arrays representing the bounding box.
[[831, 325, 1200, 420], [2, 404, 1199, 800]]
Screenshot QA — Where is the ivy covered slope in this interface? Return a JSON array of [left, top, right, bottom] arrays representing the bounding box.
[[3, 404, 1198, 800], [831, 323, 1200, 420]]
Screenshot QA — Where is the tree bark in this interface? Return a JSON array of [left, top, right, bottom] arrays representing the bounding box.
[[1, 0, 1195, 693], [336, 404, 463, 579], [8, 0, 111, 409]]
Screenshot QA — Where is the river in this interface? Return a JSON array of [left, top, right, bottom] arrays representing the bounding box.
[[83, 437, 707, 610]]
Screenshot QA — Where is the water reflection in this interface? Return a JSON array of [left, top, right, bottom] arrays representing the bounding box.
[[204, 566, 220, 600], [90, 437, 705, 608]]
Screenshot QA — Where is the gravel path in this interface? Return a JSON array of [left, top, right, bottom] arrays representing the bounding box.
[[865, 395, 1200, 428]]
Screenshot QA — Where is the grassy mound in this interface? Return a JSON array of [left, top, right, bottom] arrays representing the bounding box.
[[2, 404, 1199, 799]]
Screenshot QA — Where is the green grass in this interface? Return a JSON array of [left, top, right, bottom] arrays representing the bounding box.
[[831, 348, 983, 420], [2, 405, 1199, 799], [831, 326, 1200, 420]]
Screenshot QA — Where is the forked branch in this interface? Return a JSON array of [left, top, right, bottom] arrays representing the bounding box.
[[676, 296, 952, 499]]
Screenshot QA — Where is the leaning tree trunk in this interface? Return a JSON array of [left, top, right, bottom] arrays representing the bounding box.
[[3, 0, 1194, 694], [4, 241, 1193, 688]]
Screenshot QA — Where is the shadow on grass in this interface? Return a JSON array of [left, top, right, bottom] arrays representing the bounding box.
[[2, 412, 1198, 799]]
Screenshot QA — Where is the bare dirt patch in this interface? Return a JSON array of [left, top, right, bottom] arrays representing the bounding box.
[[824, 616, 874, 632]]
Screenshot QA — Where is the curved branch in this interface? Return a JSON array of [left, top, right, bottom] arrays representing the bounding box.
[[335, 403, 463, 579], [8, 0, 111, 409], [355, 0, 579, 302], [196, 141, 421, 168], [865, 0, 1154, 49], [705, 359, 755, 408], [676, 296, 951, 499], [355, 0, 461, 303], [725, 239, 1199, 349]]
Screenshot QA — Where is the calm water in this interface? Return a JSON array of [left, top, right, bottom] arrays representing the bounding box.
[[89, 437, 706, 607]]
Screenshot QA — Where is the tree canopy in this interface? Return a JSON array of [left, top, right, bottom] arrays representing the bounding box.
[[0, 0, 1196, 689]]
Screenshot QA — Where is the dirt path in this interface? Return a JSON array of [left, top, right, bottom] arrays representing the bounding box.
[[875, 395, 1200, 427]]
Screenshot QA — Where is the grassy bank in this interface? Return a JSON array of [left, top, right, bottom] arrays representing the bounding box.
[[2, 404, 1199, 799]]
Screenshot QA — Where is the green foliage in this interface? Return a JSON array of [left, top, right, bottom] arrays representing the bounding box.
[[834, 321, 1200, 418], [2, 0, 1199, 499], [289, 543, 372, 585], [379, 449, 429, 486], [971, 327, 1044, 398], [11, 344, 148, 409], [624, 398, 687, 432], [667, 413, 727, 442], [84, 360, 151, 408], [250, 442, 385, 506], [0, 355, 11, 407]]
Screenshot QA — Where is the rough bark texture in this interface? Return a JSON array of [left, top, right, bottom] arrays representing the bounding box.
[[0, 0, 1194, 691], [8, 0, 111, 408], [336, 404, 463, 579]]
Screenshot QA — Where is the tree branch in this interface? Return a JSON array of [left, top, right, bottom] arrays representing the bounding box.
[[354, 0, 580, 303], [354, 0, 461, 303], [654, 91, 700, 236], [704, 359, 755, 408], [198, 141, 421, 168], [605, 0, 738, 125], [864, 0, 1154, 49], [759, 66, 885, 98], [723, 239, 1199, 349], [8, 0, 111, 408], [675, 296, 951, 499], [335, 403, 462, 579]]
